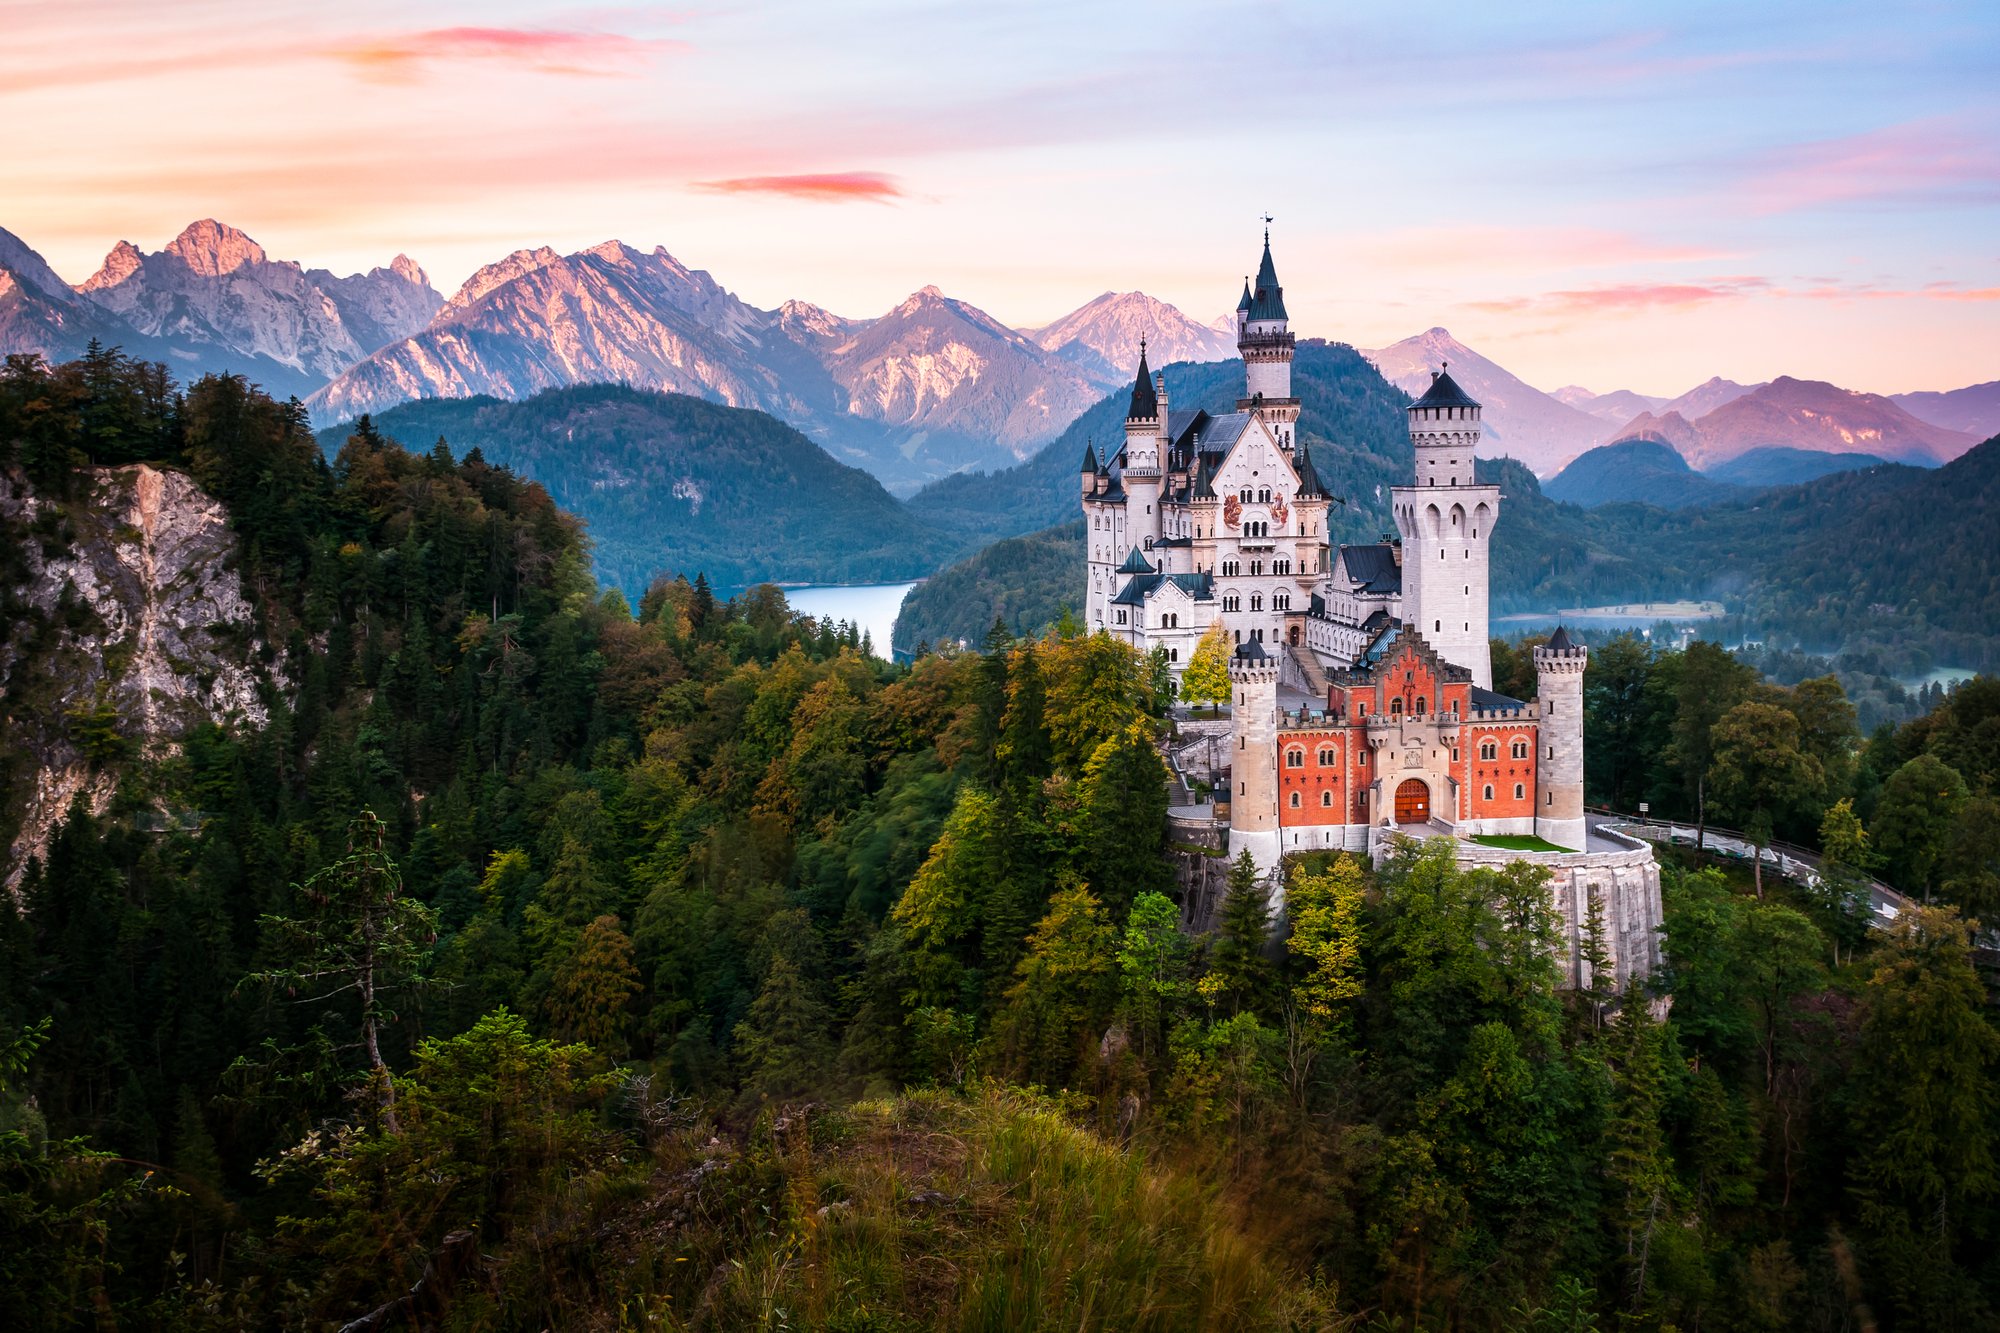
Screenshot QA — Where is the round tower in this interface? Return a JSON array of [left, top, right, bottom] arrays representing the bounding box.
[[1236, 228, 1299, 450], [1390, 366, 1502, 689], [1122, 342, 1165, 545], [1226, 640, 1282, 891], [1533, 627, 1588, 851]]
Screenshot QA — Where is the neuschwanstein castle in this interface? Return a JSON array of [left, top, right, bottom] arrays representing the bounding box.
[[1081, 234, 1662, 984]]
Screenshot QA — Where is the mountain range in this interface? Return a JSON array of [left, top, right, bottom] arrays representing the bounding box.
[[1022, 290, 1236, 383], [1, 220, 437, 400], [5, 218, 1996, 492], [1604, 377, 1973, 469]]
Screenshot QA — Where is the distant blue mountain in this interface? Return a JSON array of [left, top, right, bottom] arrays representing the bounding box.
[[1705, 446, 1891, 489], [1544, 439, 1745, 509]]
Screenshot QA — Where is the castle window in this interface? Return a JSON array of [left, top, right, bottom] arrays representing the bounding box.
[[1318, 746, 1335, 765], [1512, 740, 1529, 760], [1169, 648, 1178, 661], [1250, 594, 1263, 612], [1483, 784, 1494, 800], [1286, 747, 1305, 768], [1414, 697, 1426, 715], [1322, 790, 1334, 807], [1515, 784, 1525, 800], [1547, 792, 1554, 806], [1289, 791, 1301, 808], [1390, 698, 1403, 716], [1548, 746, 1555, 760]]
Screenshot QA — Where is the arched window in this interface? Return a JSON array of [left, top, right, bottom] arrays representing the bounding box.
[[1286, 747, 1305, 768], [1250, 594, 1263, 612], [1317, 746, 1335, 766], [1413, 697, 1426, 715], [1321, 790, 1334, 807], [1514, 783, 1525, 800], [1512, 740, 1529, 760], [1480, 740, 1497, 761], [1390, 698, 1403, 716], [1289, 791, 1302, 808], [1482, 784, 1494, 800]]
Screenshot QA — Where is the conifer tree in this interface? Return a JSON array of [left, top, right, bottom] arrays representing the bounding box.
[[1117, 891, 1190, 1061], [1603, 982, 1674, 1317], [548, 914, 641, 1057], [1209, 851, 1275, 1017], [241, 811, 436, 1129], [733, 954, 835, 1105]]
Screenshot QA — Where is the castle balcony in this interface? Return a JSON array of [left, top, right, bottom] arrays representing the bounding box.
[[1237, 533, 1276, 550]]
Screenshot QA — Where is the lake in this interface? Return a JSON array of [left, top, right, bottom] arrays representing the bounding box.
[[782, 582, 919, 659]]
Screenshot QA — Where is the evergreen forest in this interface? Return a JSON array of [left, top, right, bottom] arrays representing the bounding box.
[[1, 350, 1997, 1331]]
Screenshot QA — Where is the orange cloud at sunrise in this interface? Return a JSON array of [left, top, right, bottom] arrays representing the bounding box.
[[693, 173, 905, 203]]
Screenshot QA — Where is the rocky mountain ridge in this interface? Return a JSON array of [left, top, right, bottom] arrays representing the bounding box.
[[77, 219, 441, 388], [1022, 290, 1236, 384], [1363, 326, 1607, 475], [1605, 376, 1975, 469]]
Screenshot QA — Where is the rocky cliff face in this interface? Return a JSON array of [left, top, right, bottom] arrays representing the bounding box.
[[0, 464, 279, 884]]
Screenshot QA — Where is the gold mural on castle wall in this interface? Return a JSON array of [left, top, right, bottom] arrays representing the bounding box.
[[1223, 495, 1241, 529]]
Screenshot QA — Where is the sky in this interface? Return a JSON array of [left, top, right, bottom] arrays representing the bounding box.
[[3, 0, 1996, 396]]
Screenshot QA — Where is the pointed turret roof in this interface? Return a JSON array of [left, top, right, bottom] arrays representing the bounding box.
[[1079, 437, 1100, 472], [1236, 277, 1253, 312], [1248, 233, 1287, 321], [1294, 437, 1328, 499], [1116, 546, 1155, 575], [1545, 625, 1575, 651], [1413, 365, 1479, 410], [1126, 342, 1158, 420]]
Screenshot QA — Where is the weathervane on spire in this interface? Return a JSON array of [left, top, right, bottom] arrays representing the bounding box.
[[1260, 212, 1274, 243]]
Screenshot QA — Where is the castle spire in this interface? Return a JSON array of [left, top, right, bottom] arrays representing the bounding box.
[[1125, 341, 1158, 420]]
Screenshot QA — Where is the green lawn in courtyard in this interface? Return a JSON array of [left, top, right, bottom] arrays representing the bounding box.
[[1470, 833, 1574, 853]]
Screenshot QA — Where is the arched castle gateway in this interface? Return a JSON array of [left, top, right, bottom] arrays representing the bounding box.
[[1091, 232, 1663, 986]]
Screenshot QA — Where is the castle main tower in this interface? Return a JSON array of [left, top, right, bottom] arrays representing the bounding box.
[[1534, 627, 1588, 850], [1236, 228, 1300, 451], [1122, 342, 1164, 546], [1226, 640, 1282, 888], [1391, 368, 1501, 689]]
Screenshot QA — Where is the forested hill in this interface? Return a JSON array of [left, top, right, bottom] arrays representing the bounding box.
[[6, 349, 2000, 1330], [318, 385, 969, 593], [906, 340, 1417, 545]]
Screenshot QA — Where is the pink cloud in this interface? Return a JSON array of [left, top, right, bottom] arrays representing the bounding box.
[[1743, 118, 2000, 214], [1470, 278, 1768, 316], [692, 172, 905, 203], [334, 28, 685, 82]]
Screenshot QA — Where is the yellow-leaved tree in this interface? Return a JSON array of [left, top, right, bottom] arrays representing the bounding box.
[[1282, 854, 1367, 1102], [1181, 623, 1232, 715]]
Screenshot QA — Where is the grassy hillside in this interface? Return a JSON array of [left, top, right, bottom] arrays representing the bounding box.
[[320, 385, 971, 593], [540, 1088, 1336, 1330]]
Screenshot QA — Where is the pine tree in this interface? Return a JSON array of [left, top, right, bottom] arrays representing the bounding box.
[[1208, 851, 1275, 1017], [733, 954, 835, 1105], [548, 915, 641, 1057], [1603, 982, 1674, 1317], [240, 811, 436, 1130]]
